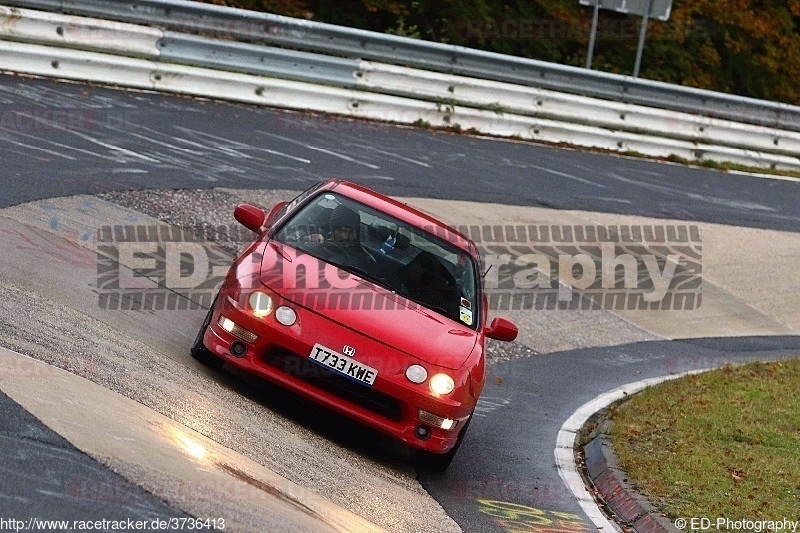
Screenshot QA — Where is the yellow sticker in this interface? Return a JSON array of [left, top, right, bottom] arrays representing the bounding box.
[[460, 306, 473, 325]]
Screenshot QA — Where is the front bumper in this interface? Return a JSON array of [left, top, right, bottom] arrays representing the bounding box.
[[202, 297, 474, 454]]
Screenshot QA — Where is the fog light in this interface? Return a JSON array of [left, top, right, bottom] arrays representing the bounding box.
[[230, 341, 247, 357], [218, 315, 258, 344], [419, 409, 458, 431], [275, 306, 297, 326], [414, 424, 431, 440], [429, 373, 455, 395], [405, 364, 427, 384]]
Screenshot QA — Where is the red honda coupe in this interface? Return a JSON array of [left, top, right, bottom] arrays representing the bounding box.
[[191, 179, 517, 470]]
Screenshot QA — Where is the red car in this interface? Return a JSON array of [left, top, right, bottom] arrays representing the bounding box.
[[191, 180, 518, 470]]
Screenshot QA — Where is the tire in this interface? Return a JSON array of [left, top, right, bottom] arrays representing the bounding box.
[[190, 296, 225, 371], [414, 415, 472, 472]]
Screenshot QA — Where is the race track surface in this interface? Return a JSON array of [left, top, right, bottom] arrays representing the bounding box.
[[1, 73, 798, 532]]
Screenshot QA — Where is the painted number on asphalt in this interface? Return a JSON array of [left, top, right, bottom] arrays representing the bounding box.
[[477, 499, 588, 532]]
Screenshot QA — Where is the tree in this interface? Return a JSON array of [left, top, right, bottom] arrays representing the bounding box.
[[194, 0, 800, 104]]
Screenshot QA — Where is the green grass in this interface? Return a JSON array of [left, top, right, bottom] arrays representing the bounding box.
[[609, 359, 800, 519], [665, 155, 800, 180]]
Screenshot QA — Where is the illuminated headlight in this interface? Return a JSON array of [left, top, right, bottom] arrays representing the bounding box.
[[275, 306, 297, 326], [218, 315, 258, 344], [418, 409, 458, 431], [429, 373, 455, 395], [405, 364, 427, 384], [248, 291, 274, 317]]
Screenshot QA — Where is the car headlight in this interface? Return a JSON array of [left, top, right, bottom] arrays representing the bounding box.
[[248, 291, 274, 317], [430, 373, 455, 395], [275, 306, 296, 326], [405, 364, 427, 384]]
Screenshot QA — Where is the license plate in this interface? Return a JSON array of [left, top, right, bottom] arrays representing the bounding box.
[[309, 343, 377, 386]]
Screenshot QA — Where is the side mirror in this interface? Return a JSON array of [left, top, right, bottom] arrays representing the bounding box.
[[484, 317, 518, 342], [234, 204, 266, 233]]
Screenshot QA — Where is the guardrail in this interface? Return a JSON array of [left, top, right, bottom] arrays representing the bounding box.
[[5, 0, 800, 133], [356, 62, 800, 159], [1, 5, 799, 172]]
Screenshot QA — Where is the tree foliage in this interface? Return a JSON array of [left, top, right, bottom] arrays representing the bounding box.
[[204, 0, 800, 105]]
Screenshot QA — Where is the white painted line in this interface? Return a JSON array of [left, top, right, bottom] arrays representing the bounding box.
[[3, 128, 130, 162], [111, 168, 149, 174], [0, 133, 76, 160], [14, 111, 160, 163], [554, 370, 712, 531], [172, 128, 255, 159], [531, 164, 606, 188], [306, 146, 381, 169], [346, 143, 431, 167], [167, 135, 210, 150], [260, 148, 311, 163], [124, 131, 206, 154], [726, 169, 800, 183], [258, 131, 381, 169], [593, 197, 633, 204], [44, 138, 137, 162]]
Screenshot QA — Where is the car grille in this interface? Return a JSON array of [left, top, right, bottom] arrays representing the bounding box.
[[263, 349, 403, 422]]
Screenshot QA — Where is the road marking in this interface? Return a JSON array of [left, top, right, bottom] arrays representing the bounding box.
[[355, 175, 395, 181], [13, 112, 160, 163], [530, 164, 605, 188], [345, 142, 430, 167], [0, 133, 76, 160], [727, 169, 800, 183], [474, 396, 511, 418], [257, 131, 381, 169], [172, 128, 255, 159], [554, 370, 711, 532], [592, 197, 632, 204], [111, 168, 148, 174], [260, 149, 311, 163], [124, 131, 205, 154], [4, 128, 130, 162], [305, 146, 380, 169]]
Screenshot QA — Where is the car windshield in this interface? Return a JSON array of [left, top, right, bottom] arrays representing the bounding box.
[[274, 191, 479, 329]]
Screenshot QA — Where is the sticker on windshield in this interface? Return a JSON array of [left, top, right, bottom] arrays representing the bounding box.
[[459, 306, 473, 326], [460, 297, 471, 310]]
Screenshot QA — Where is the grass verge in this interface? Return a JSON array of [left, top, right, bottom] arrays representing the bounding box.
[[609, 359, 800, 519], [665, 155, 800, 180]]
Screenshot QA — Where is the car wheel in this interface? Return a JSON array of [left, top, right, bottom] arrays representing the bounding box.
[[190, 296, 225, 371], [414, 415, 472, 472]]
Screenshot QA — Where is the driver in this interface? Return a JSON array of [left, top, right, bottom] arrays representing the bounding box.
[[305, 204, 375, 271]]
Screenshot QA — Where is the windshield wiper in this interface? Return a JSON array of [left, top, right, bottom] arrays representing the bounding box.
[[327, 261, 394, 292], [402, 296, 452, 321]]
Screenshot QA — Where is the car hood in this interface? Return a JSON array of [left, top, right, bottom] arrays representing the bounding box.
[[259, 241, 478, 370]]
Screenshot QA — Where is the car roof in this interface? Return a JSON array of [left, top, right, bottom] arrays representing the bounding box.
[[321, 179, 477, 256]]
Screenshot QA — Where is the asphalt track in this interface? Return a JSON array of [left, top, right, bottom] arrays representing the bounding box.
[[0, 390, 190, 524], [420, 336, 800, 531], [1, 74, 799, 531]]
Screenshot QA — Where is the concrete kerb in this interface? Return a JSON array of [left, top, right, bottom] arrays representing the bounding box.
[[580, 415, 679, 532], [555, 373, 707, 533]]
